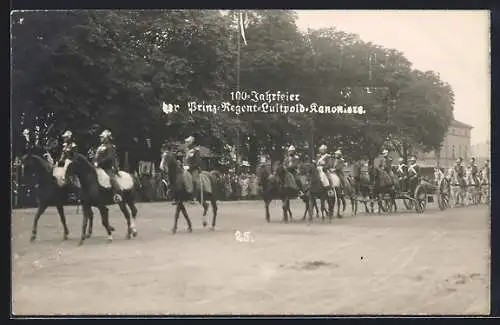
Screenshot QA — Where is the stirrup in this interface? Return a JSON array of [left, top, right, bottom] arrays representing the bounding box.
[[113, 194, 122, 203]]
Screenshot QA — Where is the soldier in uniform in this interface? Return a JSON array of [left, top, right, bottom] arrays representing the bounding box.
[[395, 157, 408, 192], [453, 157, 466, 185], [283, 145, 303, 196], [183, 136, 202, 196], [94, 129, 122, 203], [58, 130, 78, 167], [316, 144, 332, 188], [469, 157, 480, 186], [332, 150, 346, 192], [407, 156, 420, 194]]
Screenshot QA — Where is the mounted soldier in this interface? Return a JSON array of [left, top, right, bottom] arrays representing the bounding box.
[[182, 136, 202, 195], [316, 144, 332, 188], [407, 155, 420, 194], [58, 130, 78, 167], [94, 129, 122, 203], [332, 149, 346, 193], [468, 157, 480, 186], [283, 145, 304, 196], [452, 157, 466, 185]]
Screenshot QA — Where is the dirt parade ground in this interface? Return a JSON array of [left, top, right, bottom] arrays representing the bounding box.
[[11, 200, 490, 315]]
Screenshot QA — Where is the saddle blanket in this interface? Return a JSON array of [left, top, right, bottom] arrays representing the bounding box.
[[317, 167, 330, 188], [96, 168, 134, 191], [183, 171, 213, 195], [283, 172, 299, 191], [52, 167, 68, 187]]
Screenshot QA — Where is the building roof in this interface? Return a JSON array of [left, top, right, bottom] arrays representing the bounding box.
[[451, 119, 473, 129]]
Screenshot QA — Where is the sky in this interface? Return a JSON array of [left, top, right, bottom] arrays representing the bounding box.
[[295, 10, 490, 145]]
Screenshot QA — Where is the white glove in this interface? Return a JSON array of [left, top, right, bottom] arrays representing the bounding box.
[[94, 162, 98, 167], [183, 166, 189, 171]]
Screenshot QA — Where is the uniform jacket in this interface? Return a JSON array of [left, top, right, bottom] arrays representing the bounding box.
[[408, 163, 420, 179], [470, 163, 478, 176], [333, 158, 344, 172], [284, 154, 300, 170], [316, 153, 331, 169], [453, 164, 465, 178], [183, 146, 201, 171], [95, 143, 119, 171], [396, 163, 408, 177]]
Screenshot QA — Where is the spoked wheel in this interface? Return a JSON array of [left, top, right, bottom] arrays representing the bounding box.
[[414, 185, 427, 214], [437, 178, 451, 211]]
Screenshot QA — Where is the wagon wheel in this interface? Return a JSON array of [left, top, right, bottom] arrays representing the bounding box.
[[437, 178, 451, 211], [414, 184, 427, 213]]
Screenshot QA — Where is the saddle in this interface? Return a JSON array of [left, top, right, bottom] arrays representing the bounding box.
[[95, 168, 134, 191], [183, 170, 213, 195], [281, 171, 299, 191]]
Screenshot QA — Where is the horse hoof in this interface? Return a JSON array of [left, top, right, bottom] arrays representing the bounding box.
[[209, 227, 215, 232], [126, 233, 132, 240], [30, 235, 36, 242], [202, 221, 208, 228], [78, 240, 84, 246], [109, 226, 116, 232], [63, 234, 69, 240], [266, 218, 270, 223], [85, 233, 92, 239], [132, 230, 138, 238], [107, 238, 113, 243], [172, 228, 177, 234]]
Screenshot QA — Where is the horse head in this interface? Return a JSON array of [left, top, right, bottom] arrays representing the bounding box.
[[159, 148, 181, 184], [298, 162, 320, 192], [64, 151, 94, 180]]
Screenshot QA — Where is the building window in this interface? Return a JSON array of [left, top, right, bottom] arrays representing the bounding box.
[[452, 145, 456, 159]]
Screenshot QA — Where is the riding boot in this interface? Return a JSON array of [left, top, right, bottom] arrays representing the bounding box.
[[109, 175, 122, 203]]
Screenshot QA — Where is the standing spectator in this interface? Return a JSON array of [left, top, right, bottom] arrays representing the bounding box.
[[240, 173, 249, 200]]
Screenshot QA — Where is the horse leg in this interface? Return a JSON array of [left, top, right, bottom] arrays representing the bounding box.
[[79, 205, 91, 246], [56, 204, 70, 240], [210, 198, 217, 231], [302, 196, 309, 221], [30, 203, 48, 242], [265, 198, 271, 223], [282, 197, 289, 223], [307, 193, 314, 224], [118, 201, 133, 240], [126, 193, 138, 237], [86, 208, 94, 238], [179, 202, 193, 233], [320, 198, 326, 221], [172, 201, 181, 234], [97, 205, 114, 243], [202, 192, 209, 227]]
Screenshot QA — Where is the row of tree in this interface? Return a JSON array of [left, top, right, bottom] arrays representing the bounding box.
[[11, 10, 454, 168]]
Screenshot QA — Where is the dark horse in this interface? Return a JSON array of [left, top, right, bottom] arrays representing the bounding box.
[[256, 161, 300, 223], [298, 162, 334, 223], [65, 152, 138, 245], [159, 149, 220, 233], [20, 151, 93, 242], [367, 163, 398, 214]]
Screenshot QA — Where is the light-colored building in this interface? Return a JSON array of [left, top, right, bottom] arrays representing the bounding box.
[[471, 140, 490, 164], [416, 119, 473, 168]]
